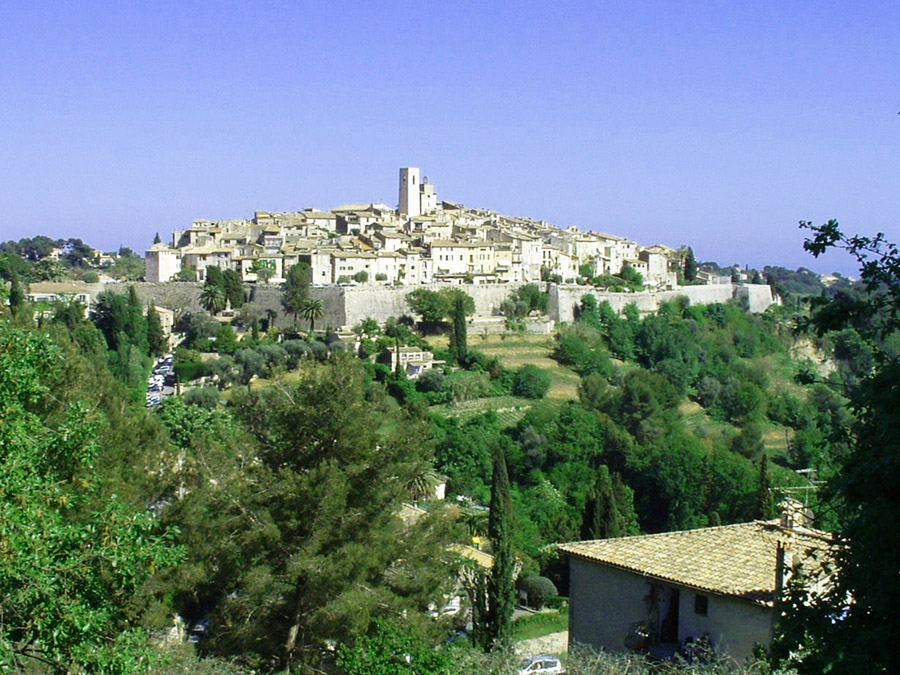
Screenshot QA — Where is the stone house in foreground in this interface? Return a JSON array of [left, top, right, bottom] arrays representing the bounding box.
[[559, 517, 831, 662]]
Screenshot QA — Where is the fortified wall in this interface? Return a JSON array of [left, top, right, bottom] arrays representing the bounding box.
[[550, 283, 776, 322], [110, 281, 776, 331]]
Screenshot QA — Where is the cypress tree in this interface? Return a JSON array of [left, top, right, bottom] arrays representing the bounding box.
[[205, 265, 225, 290], [757, 454, 773, 520], [223, 269, 245, 310], [683, 247, 698, 283], [146, 304, 166, 356], [581, 466, 631, 540], [485, 445, 515, 651], [124, 285, 148, 355], [449, 293, 468, 364], [8, 272, 25, 317]]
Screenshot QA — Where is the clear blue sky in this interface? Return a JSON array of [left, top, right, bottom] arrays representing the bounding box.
[[2, 0, 899, 275]]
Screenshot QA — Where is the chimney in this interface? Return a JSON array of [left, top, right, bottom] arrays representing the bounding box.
[[779, 498, 806, 529]]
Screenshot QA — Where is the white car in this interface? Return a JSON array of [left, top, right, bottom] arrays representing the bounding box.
[[518, 656, 564, 674]]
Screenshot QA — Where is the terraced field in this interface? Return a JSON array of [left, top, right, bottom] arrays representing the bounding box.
[[429, 333, 581, 401], [430, 395, 538, 427]]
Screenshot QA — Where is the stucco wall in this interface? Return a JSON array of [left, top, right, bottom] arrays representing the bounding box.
[[568, 557, 651, 654], [678, 589, 773, 662], [568, 557, 774, 662]]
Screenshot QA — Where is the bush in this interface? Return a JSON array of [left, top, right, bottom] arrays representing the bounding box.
[[416, 368, 445, 393], [353, 270, 368, 283], [183, 385, 221, 408], [375, 272, 388, 281], [82, 270, 99, 283], [513, 365, 551, 399], [520, 575, 559, 609], [444, 370, 493, 403]]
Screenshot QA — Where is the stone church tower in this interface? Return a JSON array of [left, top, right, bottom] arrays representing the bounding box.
[[399, 167, 421, 217]]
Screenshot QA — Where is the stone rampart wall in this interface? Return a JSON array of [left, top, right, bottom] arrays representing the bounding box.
[[551, 283, 775, 322], [101, 280, 775, 331]]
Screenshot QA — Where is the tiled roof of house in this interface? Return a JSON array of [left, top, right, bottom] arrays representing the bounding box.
[[559, 520, 832, 606], [449, 544, 494, 569]]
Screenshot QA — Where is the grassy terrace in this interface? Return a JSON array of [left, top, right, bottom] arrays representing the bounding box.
[[512, 607, 569, 642], [428, 333, 581, 401]]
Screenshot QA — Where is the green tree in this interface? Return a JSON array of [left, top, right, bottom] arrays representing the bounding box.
[[146, 303, 166, 356], [775, 222, 900, 673], [406, 288, 450, 326], [200, 283, 226, 315], [620, 263, 644, 291], [222, 268, 245, 310], [448, 291, 468, 363], [281, 262, 311, 321], [683, 246, 698, 283], [51, 299, 87, 330], [512, 364, 550, 399], [33, 256, 67, 281], [237, 301, 265, 341], [484, 446, 515, 651], [110, 247, 145, 280], [756, 454, 773, 520], [92, 289, 130, 350], [581, 466, 637, 539], [179, 359, 452, 670], [7, 271, 25, 317], [249, 258, 276, 283], [299, 296, 325, 332], [215, 322, 240, 355], [175, 267, 197, 282], [205, 265, 225, 289], [0, 324, 181, 672], [337, 619, 454, 675]]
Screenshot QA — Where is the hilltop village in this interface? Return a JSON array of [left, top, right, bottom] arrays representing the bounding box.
[[146, 168, 685, 290]]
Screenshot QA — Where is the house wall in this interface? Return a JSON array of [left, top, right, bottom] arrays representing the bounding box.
[[679, 590, 773, 662], [568, 558, 774, 663], [569, 557, 651, 654]]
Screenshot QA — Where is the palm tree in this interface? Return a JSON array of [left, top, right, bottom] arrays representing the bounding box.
[[200, 285, 226, 315], [406, 466, 441, 504], [299, 297, 324, 333]]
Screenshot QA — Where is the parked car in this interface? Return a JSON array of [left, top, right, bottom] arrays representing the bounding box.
[[518, 656, 565, 674]]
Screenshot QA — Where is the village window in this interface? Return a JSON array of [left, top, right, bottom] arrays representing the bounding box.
[[694, 594, 708, 616]]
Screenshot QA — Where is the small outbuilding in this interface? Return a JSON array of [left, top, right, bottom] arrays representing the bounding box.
[[559, 516, 831, 662]]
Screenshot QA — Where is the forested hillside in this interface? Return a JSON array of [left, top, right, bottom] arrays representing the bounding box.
[[0, 233, 893, 673]]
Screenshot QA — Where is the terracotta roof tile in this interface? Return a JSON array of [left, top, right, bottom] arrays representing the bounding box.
[[559, 521, 831, 606]]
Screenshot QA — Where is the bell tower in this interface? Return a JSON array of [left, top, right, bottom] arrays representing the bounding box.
[[399, 167, 420, 217]]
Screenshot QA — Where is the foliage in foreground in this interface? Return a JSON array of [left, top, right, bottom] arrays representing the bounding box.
[[0, 323, 181, 672], [336, 621, 783, 675], [773, 221, 900, 674], [158, 357, 455, 672]]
